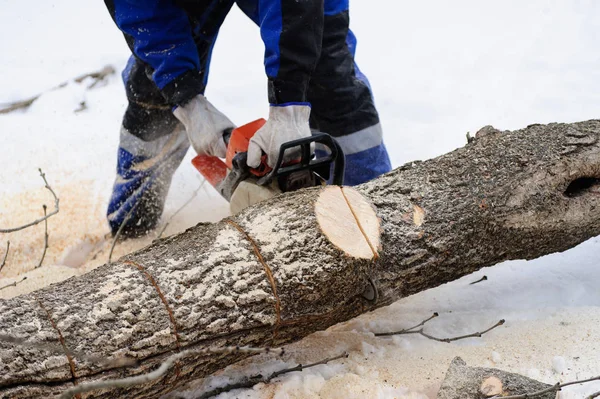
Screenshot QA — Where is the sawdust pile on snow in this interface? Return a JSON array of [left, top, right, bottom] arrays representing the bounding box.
[[0, 180, 108, 277], [0, 178, 158, 298]]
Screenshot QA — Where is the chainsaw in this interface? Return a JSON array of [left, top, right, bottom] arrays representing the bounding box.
[[191, 118, 345, 214]]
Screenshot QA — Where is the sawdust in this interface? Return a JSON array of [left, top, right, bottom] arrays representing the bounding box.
[[0, 180, 156, 298]]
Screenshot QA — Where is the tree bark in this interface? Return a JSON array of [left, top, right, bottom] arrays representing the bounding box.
[[2, 120, 600, 398]]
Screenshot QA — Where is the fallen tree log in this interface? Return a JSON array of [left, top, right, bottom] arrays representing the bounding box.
[[2, 120, 600, 398]]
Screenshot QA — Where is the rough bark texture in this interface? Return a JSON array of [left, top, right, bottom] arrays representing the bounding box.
[[437, 357, 555, 399], [1, 120, 600, 398]]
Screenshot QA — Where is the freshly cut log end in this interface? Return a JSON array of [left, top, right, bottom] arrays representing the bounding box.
[[315, 186, 381, 260]]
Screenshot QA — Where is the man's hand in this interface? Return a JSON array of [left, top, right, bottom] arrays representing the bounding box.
[[247, 104, 312, 168], [173, 95, 235, 158]]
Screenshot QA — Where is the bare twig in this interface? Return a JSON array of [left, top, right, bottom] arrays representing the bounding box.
[[73, 65, 116, 88], [156, 178, 206, 239], [0, 241, 9, 274], [587, 390, 600, 399], [0, 169, 59, 233], [59, 345, 286, 399], [0, 65, 115, 114], [0, 333, 137, 368], [193, 352, 349, 399], [108, 197, 143, 264], [73, 101, 87, 113], [0, 276, 27, 292], [374, 312, 439, 337], [470, 275, 488, 285], [374, 313, 505, 343], [494, 375, 600, 399], [418, 319, 505, 343], [0, 92, 52, 115], [36, 205, 49, 269]]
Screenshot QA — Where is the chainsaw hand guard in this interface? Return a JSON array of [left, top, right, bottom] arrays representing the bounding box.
[[257, 133, 345, 191]]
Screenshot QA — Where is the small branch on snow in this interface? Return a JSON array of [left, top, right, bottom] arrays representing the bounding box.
[[189, 352, 349, 399], [0, 65, 115, 114], [587, 390, 600, 399], [0, 168, 59, 233], [35, 205, 49, 269], [73, 65, 116, 89], [470, 275, 488, 285], [156, 178, 207, 240], [374, 312, 505, 343], [74, 101, 87, 113], [58, 345, 287, 399], [0, 241, 9, 274], [374, 312, 439, 337], [0, 276, 27, 292], [492, 375, 600, 399]]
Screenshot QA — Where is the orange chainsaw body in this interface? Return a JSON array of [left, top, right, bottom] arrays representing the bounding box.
[[191, 118, 268, 189]]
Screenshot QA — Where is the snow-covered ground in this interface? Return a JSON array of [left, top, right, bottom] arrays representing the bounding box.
[[1, 1, 599, 397]]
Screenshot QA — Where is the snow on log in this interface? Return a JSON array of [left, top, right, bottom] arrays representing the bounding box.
[[2, 120, 600, 398]]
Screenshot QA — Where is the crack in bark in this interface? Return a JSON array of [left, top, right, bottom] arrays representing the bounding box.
[[34, 295, 80, 398], [339, 186, 379, 260], [123, 260, 182, 384], [225, 219, 282, 338]]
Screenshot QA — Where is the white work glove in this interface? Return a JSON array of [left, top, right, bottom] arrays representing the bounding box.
[[247, 104, 312, 168], [173, 95, 235, 158]]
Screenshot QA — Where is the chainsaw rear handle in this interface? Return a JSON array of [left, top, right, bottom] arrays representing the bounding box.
[[257, 133, 345, 187]]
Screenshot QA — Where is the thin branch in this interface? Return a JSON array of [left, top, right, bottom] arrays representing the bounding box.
[[418, 319, 505, 343], [0, 92, 50, 115], [0, 65, 115, 114], [73, 65, 116, 88], [587, 390, 600, 399], [36, 205, 49, 269], [0, 333, 137, 368], [470, 275, 488, 285], [108, 197, 143, 264], [0, 169, 59, 233], [0, 241, 9, 274], [494, 375, 600, 399], [58, 345, 286, 399], [0, 276, 27, 292], [374, 312, 438, 337], [193, 352, 349, 399], [374, 313, 505, 343], [157, 178, 206, 239]]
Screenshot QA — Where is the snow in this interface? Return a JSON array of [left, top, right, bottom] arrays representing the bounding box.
[[1, 0, 599, 398], [553, 356, 568, 375]]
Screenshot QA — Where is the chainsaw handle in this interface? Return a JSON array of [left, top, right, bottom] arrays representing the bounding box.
[[258, 133, 345, 186]]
